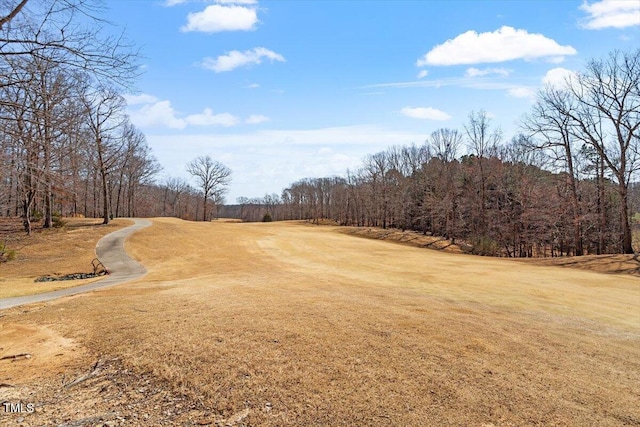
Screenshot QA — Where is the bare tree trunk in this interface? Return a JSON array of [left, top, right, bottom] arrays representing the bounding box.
[[597, 158, 605, 254], [565, 148, 583, 256], [203, 193, 208, 222], [115, 171, 124, 218], [619, 180, 633, 254], [43, 141, 53, 227], [96, 138, 110, 224]]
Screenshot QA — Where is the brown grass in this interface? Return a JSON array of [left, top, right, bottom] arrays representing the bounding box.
[[1, 218, 639, 426], [340, 225, 464, 253], [522, 253, 640, 276], [0, 218, 130, 298]]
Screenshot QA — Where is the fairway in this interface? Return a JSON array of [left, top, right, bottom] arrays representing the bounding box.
[[1, 218, 639, 426]]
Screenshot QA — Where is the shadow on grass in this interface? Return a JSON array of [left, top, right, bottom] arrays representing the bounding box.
[[524, 254, 640, 277], [339, 226, 464, 254], [338, 224, 640, 277]]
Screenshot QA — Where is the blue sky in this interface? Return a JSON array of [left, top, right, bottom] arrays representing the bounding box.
[[107, 0, 640, 202]]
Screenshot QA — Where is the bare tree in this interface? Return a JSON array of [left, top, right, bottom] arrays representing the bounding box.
[[523, 86, 584, 255], [81, 85, 126, 224], [0, 0, 141, 233], [0, 0, 29, 30], [186, 156, 231, 222], [108, 120, 160, 217], [0, 0, 139, 94], [429, 128, 463, 241], [362, 152, 394, 228], [162, 176, 190, 218], [464, 110, 503, 234], [430, 128, 462, 163], [465, 109, 502, 159], [565, 49, 640, 254]]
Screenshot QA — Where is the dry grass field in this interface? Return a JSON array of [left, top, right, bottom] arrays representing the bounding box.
[[1, 218, 639, 426]]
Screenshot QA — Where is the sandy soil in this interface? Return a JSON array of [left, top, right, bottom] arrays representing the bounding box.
[[1, 218, 639, 426]]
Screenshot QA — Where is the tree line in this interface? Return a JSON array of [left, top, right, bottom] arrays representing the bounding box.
[[259, 49, 639, 256], [1, 3, 636, 260], [0, 1, 233, 232], [0, 0, 156, 233]]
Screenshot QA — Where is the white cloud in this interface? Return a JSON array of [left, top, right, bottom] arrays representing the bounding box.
[[216, 0, 257, 3], [245, 114, 270, 124], [542, 67, 578, 89], [123, 93, 159, 105], [364, 77, 542, 97], [148, 125, 433, 201], [246, 83, 260, 89], [546, 56, 567, 64], [417, 70, 429, 79], [126, 97, 245, 129], [129, 100, 186, 129], [201, 47, 285, 72], [181, 4, 258, 33], [579, 0, 640, 29], [185, 109, 240, 127], [507, 87, 536, 99], [363, 78, 471, 89], [465, 67, 511, 77], [164, 0, 187, 6], [150, 125, 428, 148], [401, 106, 452, 121], [417, 26, 577, 66]]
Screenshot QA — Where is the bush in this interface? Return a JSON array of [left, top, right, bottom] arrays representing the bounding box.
[[0, 243, 16, 262], [30, 209, 43, 222], [52, 213, 67, 228], [471, 236, 501, 256], [262, 212, 273, 222]]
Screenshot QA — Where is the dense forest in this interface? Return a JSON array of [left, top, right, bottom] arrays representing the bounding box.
[[1, 1, 638, 257]]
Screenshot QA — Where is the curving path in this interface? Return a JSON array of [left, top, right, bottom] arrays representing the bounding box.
[[0, 218, 152, 310]]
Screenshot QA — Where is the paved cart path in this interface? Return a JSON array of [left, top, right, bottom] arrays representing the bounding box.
[[0, 218, 152, 310]]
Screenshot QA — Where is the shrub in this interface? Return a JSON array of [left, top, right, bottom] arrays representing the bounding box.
[[471, 236, 501, 256], [0, 243, 16, 262], [30, 209, 43, 222], [52, 213, 67, 228], [262, 212, 273, 222]]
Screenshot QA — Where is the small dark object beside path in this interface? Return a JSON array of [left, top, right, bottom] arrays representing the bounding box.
[[35, 258, 109, 282], [0, 218, 151, 310]]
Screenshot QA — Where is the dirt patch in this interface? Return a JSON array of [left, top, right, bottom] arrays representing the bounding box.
[[0, 322, 86, 388], [0, 356, 233, 426]]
